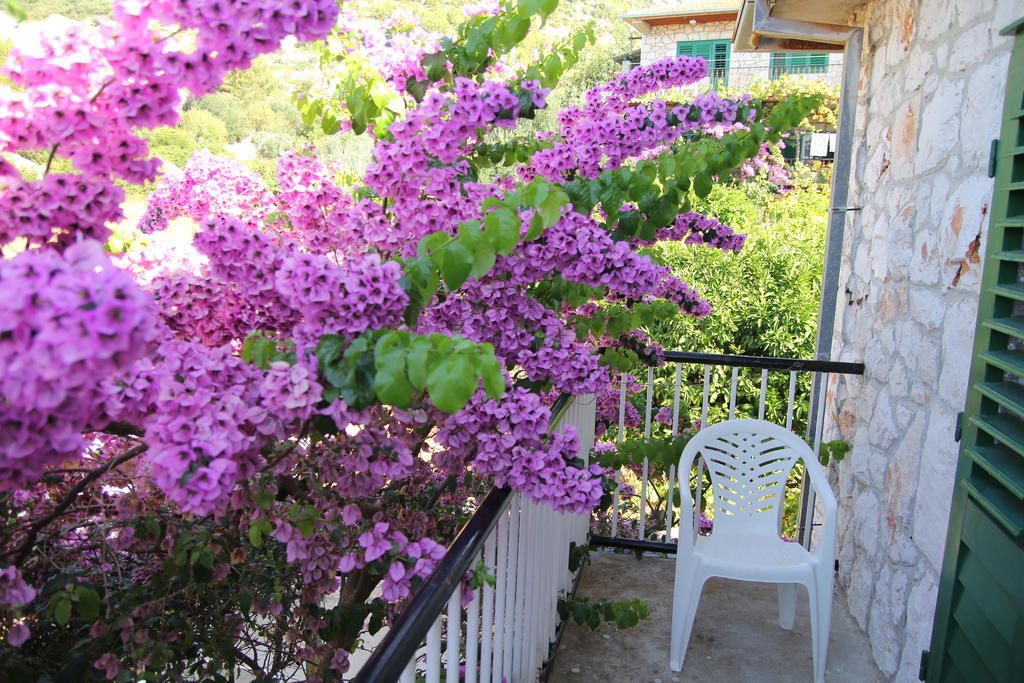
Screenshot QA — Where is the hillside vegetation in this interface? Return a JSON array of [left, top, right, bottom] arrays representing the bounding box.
[[10, 0, 636, 185]]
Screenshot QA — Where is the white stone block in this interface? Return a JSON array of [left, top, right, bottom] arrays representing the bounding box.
[[869, 565, 900, 676], [912, 403, 958, 572], [914, 81, 964, 174], [949, 23, 993, 72], [894, 571, 939, 682], [938, 296, 979, 405]]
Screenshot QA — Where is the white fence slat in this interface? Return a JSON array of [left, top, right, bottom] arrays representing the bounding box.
[[445, 590, 461, 683], [728, 366, 738, 419], [786, 371, 797, 430], [400, 657, 417, 683], [480, 533, 496, 683], [758, 368, 768, 420], [701, 365, 710, 429], [426, 617, 442, 683]]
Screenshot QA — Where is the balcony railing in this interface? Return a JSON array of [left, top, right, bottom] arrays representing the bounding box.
[[594, 352, 864, 552], [351, 352, 864, 682], [652, 59, 845, 93], [353, 395, 595, 683]]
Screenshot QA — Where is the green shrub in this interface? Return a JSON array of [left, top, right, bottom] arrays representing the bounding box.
[[145, 127, 197, 168], [180, 109, 228, 154], [194, 93, 247, 142]]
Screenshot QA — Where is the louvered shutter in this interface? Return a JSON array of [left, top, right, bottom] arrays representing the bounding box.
[[677, 40, 730, 87], [926, 17, 1024, 683]]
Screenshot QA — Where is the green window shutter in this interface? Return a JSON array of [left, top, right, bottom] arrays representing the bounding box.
[[677, 40, 731, 87], [927, 19, 1024, 683], [770, 52, 829, 79]]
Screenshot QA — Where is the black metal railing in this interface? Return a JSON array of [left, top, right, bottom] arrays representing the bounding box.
[[352, 394, 573, 682], [592, 351, 864, 554]]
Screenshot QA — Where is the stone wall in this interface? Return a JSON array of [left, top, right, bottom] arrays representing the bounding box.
[[825, 0, 1019, 679]]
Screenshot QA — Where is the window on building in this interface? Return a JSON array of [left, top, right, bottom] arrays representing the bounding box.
[[769, 52, 829, 79], [677, 39, 731, 87]]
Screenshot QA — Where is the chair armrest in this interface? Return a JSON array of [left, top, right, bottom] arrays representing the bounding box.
[[804, 459, 837, 517], [802, 456, 838, 559]]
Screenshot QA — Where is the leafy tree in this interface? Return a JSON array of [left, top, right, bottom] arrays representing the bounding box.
[[193, 93, 248, 142], [180, 109, 229, 154]]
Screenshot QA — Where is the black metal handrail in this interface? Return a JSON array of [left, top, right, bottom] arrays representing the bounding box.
[[352, 394, 574, 682], [661, 350, 864, 375]]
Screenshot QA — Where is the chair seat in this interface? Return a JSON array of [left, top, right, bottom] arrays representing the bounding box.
[[694, 531, 818, 583]]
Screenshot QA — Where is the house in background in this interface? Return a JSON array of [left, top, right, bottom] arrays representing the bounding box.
[[619, 2, 844, 162], [617, 2, 844, 90]]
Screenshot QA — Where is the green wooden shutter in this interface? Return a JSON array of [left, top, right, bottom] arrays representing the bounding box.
[[770, 52, 829, 79], [926, 18, 1024, 683], [677, 39, 730, 87]]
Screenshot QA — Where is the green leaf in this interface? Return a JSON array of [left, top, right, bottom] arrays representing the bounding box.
[[478, 351, 505, 399], [4, 0, 26, 20], [315, 334, 346, 365], [248, 523, 264, 548], [484, 206, 521, 254], [406, 336, 431, 391], [54, 597, 71, 626], [441, 242, 474, 290], [374, 335, 413, 408], [76, 587, 101, 623], [470, 242, 498, 279], [426, 353, 477, 413], [538, 189, 567, 227], [693, 171, 713, 198], [242, 333, 277, 369]]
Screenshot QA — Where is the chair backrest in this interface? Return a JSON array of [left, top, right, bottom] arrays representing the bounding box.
[[680, 419, 811, 538]]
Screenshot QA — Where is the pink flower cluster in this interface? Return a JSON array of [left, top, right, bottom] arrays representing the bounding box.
[[0, 565, 36, 608], [349, 10, 441, 93], [523, 59, 753, 182], [275, 151, 353, 254], [337, 521, 446, 602], [106, 340, 310, 515], [139, 151, 274, 233], [421, 279, 607, 396], [0, 174, 125, 250], [364, 78, 537, 254], [436, 388, 604, 513], [0, 0, 339, 246], [0, 240, 158, 489], [640, 211, 746, 252], [586, 55, 709, 113]]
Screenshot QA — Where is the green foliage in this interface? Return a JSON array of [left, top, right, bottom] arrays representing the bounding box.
[[556, 596, 649, 630], [645, 183, 829, 430], [312, 330, 503, 415], [21, 0, 110, 20], [219, 56, 278, 100], [242, 101, 289, 135], [400, 177, 570, 324], [180, 109, 228, 154], [593, 434, 694, 472], [469, 560, 497, 590], [734, 76, 840, 130], [567, 541, 590, 573], [558, 94, 822, 247], [145, 127, 198, 168], [819, 439, 849, 466], [193, 93, 248, 142]]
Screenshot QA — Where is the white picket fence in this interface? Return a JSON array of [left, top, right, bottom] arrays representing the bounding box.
[[355, 395, 595, 683]]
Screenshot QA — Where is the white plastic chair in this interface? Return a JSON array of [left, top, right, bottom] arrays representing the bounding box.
[[669, 419, 837, 683]]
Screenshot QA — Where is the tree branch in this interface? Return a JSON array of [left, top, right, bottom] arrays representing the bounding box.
[[5, 442, 149, 565]]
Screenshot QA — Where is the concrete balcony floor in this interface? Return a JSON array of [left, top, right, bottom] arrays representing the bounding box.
[[549, 552, 882, 683]]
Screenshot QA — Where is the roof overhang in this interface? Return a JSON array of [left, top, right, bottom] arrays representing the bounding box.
[[733, 0, 858, 52], [620, 6, 740, 34]]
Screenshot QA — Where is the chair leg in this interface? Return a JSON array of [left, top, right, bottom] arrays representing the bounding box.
[[777, 583, 796, 630], [809, 567, 833, 683], [669, 560, 704, 672]]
